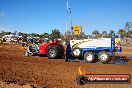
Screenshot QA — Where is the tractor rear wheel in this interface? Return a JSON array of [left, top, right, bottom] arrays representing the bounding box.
[[98, 51, 109, 63], [57, 44, 65, 58], [46, 45, 58, 59], [84, 52, 94, 63]]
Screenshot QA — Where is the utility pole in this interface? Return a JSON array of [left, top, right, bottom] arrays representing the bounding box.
[[66, 1, 73, 35]]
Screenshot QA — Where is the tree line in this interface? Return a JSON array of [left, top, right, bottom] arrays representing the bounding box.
[[0, 28, 132, 39]]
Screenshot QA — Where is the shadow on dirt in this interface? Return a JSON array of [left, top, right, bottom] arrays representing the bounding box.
[[35, 54, 65, 59], [115, 56, 131, 62], [105, 56, 131, 64]]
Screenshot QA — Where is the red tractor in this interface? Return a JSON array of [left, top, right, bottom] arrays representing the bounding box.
[[24, 40, 65, 59]]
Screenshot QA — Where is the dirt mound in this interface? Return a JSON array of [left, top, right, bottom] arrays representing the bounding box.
[[0, 43, 132, 88]]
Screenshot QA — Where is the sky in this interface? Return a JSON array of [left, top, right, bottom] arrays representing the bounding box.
[[0, 0, 132, 35]]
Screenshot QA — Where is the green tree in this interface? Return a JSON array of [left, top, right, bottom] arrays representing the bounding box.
[[18, 32, 23, 36], [85, 35, 92, 38], [108, 30, 115, 37], [2, 31, 12, 35], [18, 32, 28, 38], [65, 30, 71, 35], [117, 29, 126, 38], [50, 29, 61, 39], [40, 32, 50, 38], [31, 33, 36, 37], [102, 31, 107, 37], [0, 31, 12, 37], [92, 30, 100, 38], [127, 30, 132, 38], [92, 30, 100, 35]]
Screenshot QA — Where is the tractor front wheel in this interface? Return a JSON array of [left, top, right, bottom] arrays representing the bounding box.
[[46, 45, 58, 59]]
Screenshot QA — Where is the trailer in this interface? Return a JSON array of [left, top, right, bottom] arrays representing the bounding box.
[[65, 34, 123, 63]]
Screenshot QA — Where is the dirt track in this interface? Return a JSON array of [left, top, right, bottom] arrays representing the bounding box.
[[0, 43, 132, 88]]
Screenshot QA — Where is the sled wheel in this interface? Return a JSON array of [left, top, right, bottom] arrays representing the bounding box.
[[72, 48, 82, 57], [46, 45, 58, 59], [84, 52, 94, 63], [98, 51, 109, 63]]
